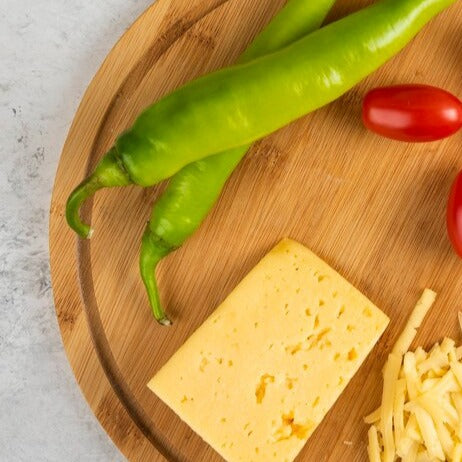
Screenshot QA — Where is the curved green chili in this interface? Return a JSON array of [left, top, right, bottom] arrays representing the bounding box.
[[67, 0, 456, 238], [65, 147, 131, 238], [140, 0, 337, 324]]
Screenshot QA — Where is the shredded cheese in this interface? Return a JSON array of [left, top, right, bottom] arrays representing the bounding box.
[[394, 379, 407, 445], [457, 346, 462, 361], [403, 352, 421, 400], [365, 290, 462, 461], [368, 425, 382, 462], [402, 441, 418, 461], [453, 443, 462, 462], [365, 407, 381, 425], [410, 404, 445, 460], [392, 289, 436, 356], [382, 352, 402, 462]]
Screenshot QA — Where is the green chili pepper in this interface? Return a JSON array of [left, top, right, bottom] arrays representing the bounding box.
[[140, 0, 337, 324], [66, 0, 456, 240]]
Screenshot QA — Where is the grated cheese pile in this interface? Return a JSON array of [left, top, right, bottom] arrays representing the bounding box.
[[366, 289, 462, 462]]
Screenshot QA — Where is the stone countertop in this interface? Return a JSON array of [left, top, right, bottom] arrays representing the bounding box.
[[0, 1, 153, 460]]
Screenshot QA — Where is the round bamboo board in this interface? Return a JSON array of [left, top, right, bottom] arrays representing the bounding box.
[[49, 0, 462, 460]]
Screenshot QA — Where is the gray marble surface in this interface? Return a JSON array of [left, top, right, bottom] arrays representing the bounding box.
[[0, 1, 153, 460]]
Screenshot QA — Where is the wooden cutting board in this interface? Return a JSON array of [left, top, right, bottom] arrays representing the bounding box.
[[49, 0, 462, 460]]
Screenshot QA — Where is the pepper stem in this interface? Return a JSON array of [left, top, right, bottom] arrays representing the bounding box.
[[65, 147, 132, 238], [140, 228, 174, 326], [66, 175, 102, 238]]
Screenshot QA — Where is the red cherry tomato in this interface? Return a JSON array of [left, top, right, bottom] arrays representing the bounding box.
[[448, 171, 462, 258], [363, 85, 462, 142]]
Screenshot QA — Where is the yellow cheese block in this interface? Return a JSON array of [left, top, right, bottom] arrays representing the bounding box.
[[148, 239, 389, 462]]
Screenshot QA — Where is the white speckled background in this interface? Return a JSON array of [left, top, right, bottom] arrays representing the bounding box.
[[0, 1, 153, 460]]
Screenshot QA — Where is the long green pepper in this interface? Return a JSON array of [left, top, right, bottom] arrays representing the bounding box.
[[66, 0, 458, 324], [67, 0, 457, 239], [140, 0, 337, 324]]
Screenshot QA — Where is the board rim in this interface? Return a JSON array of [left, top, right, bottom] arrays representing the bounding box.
[[48, 0, 462, 460]]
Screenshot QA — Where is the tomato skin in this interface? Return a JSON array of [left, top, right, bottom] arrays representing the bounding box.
[[363, 85, 462, 142], [448, 171, 462, 258]]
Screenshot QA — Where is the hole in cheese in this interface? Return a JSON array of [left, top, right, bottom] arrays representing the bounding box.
[[255, 374, 275, 404], [314, 315, 320, 328], [199, 357, 209, 372], [286, 377, 297, 390], [273, 411, 313, 441], [286, 343, 302, 355], [348, 348, 358, 361], [363, 307, 372, 317], [306, 328, 331, 349]]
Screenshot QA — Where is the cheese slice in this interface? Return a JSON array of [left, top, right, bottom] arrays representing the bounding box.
[[148, 239, 389, 462]]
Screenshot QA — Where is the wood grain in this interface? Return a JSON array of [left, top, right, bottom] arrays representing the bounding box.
[[49, 0, 462, 460]]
